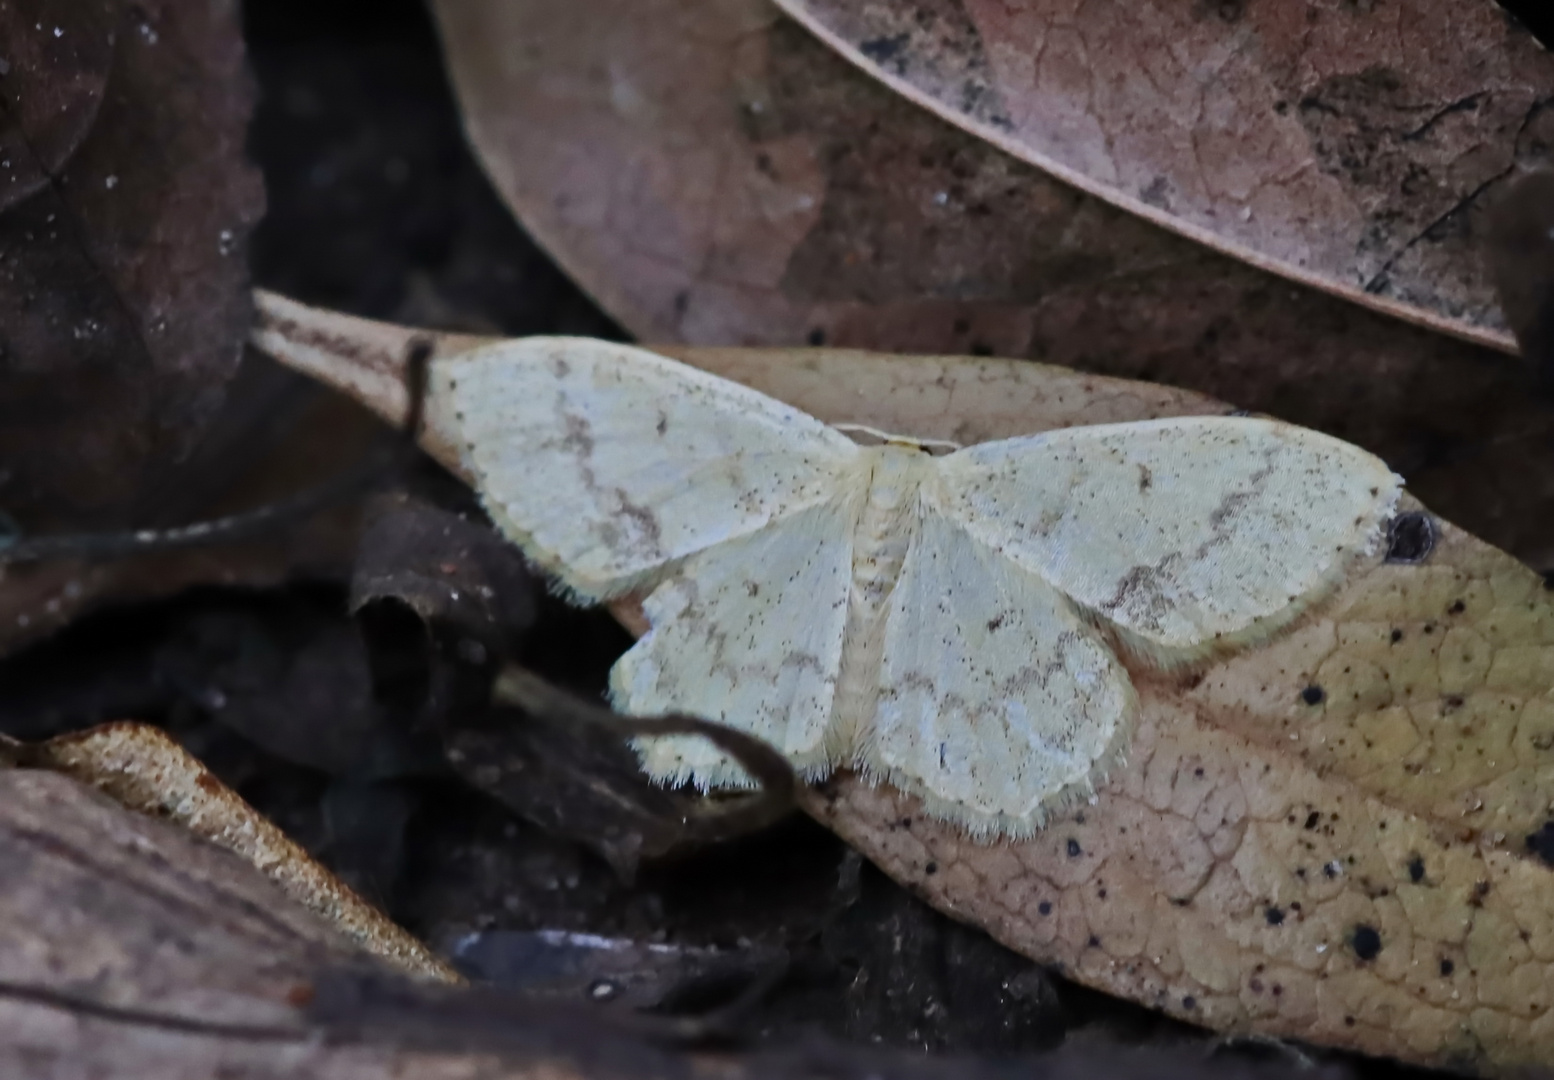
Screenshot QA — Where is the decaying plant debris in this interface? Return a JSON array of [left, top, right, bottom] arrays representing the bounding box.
[[0, 0, 260, 529], [772, 0, 1554, 344], [252, 291, 1554, 1072], [6, 719, 457, 980], [0, 763, 1337, 1080], [430, 0, 1554, 569], [7, 1, 1554, 1078], [0, 0, 380, 655]]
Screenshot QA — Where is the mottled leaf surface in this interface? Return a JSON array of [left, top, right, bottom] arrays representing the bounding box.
[[431, 0, 1554, 571], [254, 300, 1554, 1070], [777, 0, 1554, 345]]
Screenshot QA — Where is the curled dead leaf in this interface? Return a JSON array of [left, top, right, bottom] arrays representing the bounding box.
[[355, 493, 535, 623], [11, 720, 458, 983], [774, 0, 1554, 346]]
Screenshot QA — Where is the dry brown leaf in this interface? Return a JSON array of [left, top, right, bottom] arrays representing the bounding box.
[[251, 293, 1554, 1071], [0, 364, 383, 658], [0, 765, 1293, 1078], [806, 503, 1554, 1070], [352, 489, 538, 658], [16, 720, 458, 983], [0, 765, 361, 1037], [0, 2, 377, 659], [429, 0, 1554, 571], [1487, 169, 1554, 372], [0, 0, 263, 530], [775, 0, 1554, 346], [250, 290, 1229, 483]]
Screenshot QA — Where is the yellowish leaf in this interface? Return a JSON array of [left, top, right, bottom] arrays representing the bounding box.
[[253, 289, 1554, 1070]]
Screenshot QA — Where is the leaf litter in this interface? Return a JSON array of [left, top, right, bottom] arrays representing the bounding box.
[[774, 0, 1554, 346], [13, 2, 1554, 1075], [431, 0, 1554, 573], [0, 0, 262, 530], [4, 719, 456, 980], [0, 0, 394, 659], [253, 293, 1554, 1071]]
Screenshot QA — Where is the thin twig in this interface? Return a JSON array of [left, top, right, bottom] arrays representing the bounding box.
[[649, 949, 791, 1045], [0, 342, 434, 566], [490, 666, 796, 842], [0, 445, 403, 564], [0, 979, 309, 1042]]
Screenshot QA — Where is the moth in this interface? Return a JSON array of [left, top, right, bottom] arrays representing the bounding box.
[[442, 338, 1401, 838]]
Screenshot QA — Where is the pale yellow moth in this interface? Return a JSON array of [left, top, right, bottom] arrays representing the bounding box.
[[443, 338, 1400, 839]]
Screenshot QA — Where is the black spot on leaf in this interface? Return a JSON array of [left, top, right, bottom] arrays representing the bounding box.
[[1526, 821, 1554, 866], [1352, 925, 1382, 961], [859, 33, 910, 64], [1385, 512, 1436, 563]]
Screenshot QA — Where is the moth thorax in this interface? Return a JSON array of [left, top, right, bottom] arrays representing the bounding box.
[[851, 445, 928, 614], [827, 447, 930, 761]]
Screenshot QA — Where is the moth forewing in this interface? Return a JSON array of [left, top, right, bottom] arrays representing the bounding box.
[[446, 339, 1402, 839]]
